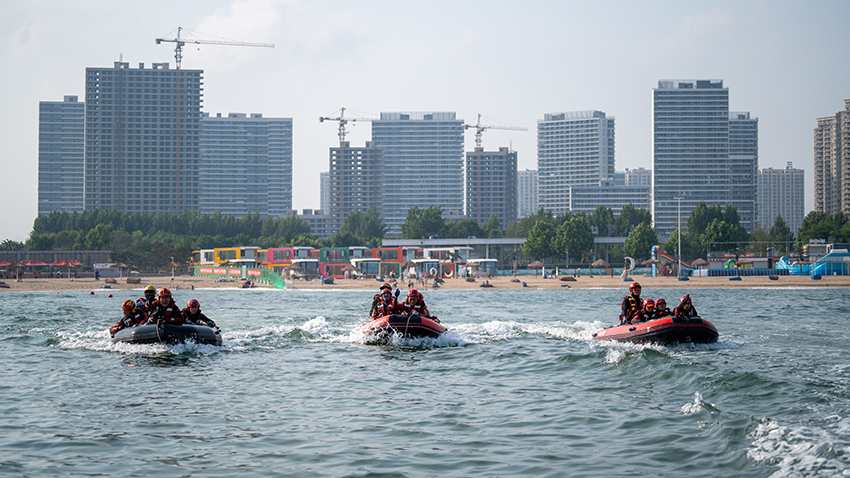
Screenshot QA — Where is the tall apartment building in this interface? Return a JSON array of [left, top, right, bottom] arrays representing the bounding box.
[[199, 113, 293, 217], [38, 96, 85, 215], [814, 99, 850, 214], [466, 147, 517, 227], [328, 141, 383, 231], [652, 79, 758, 237], [537, 111, 615, 214], [371, 112, 465, 235], [517, 169, 538, 219], [758, 162, 805, 233], [84, 61, 202, 213], [624, 167, 651, 187], [320, 171, 330, 213]]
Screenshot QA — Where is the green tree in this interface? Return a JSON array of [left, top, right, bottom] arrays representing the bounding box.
[[445, 219, 484, 239], [400, 206, 446, 239], [507, 208, 553, 238], [623, 223, 658, 261], [768, 215, 794, 253], [482, 214, 502, 238], [615, 204, 652, 236], [554, 216, 594, 264], [702, 219, 745, 253], [0, 239, 25, 250], [590, 206, 615, 237], [664, 229, 696, 261], [522, 220, 556, 261]]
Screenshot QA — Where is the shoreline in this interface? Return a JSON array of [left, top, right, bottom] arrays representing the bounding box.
[[2, 273, 849, 293]]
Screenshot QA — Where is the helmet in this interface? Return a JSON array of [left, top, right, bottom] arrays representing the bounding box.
[[380, 283, 392, 291], [158, 287, 172, 297], [656, 299, 667, 308], [644, 298, 655, 308], [680, 294, 691, 304], [145, 285, 156, 292], [629, 282, 641, 294], [121, 299, 135, 311], [187, 299, 200, 308], [407, 289, 421, 298]]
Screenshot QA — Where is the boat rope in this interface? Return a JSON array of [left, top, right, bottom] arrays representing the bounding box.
[[155, 318, 164, 343]]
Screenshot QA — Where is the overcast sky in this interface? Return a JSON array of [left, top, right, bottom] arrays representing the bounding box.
[[2, 0, 848, 241]]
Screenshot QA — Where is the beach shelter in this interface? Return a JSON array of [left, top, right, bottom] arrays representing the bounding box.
[[21, 260, 49, 267], [527, 260, 544, 276], [0, 260, 9, 267]]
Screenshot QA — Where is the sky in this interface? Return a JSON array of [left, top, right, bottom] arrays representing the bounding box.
[[1, 0, 848, 241]]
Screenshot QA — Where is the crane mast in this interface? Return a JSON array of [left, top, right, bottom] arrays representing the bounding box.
[[319, 107, 376, 146], [155, 26, 274, 69]]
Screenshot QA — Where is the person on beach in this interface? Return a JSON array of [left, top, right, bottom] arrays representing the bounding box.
[[370, 283, 401, 318], [110, 299, 148, 336], [146, 287, 184, 325], [400, 289, 434, 320], [630, 298, 657, 323], [655, 298, 672, 318], [620, 282, 644, 324], [673, 295, 699, 318], [182, 299, 217, 328]]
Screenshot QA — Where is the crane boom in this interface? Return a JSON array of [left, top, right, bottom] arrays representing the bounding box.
[[319, 107, 376, 144], [155, 26, 274, 69], [463, 114, 527, 148]]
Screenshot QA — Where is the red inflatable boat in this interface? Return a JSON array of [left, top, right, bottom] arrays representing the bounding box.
[[360, 314, 447, 341], [593, 316, 718, 345]]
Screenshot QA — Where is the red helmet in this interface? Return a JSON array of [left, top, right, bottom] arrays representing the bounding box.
[[644, 298, 655, 308], [380, 283, 392, 291], [629, 282, 641, 294], [187, 299, 200, 308], [121, 299, 135, 311], [407, 289, 421, 298], [680, 294, 691, 304], [656, 299, 667, 308], [158, 287, 172, 297]]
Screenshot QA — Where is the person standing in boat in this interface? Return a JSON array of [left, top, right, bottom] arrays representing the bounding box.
[[370, 283, 401, 319], [146, 287, 184, 325], [673, 295, 699, 318], [182, 299, 217, 328], [400, 289, 437, 321], [655, 298, 672, 318], [630, 298, 657, 323], [110, 299, 148, 336], [620, 282, 644, 324]]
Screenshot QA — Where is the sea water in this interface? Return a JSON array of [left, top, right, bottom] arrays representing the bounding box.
[[1, 286, 849, 477]]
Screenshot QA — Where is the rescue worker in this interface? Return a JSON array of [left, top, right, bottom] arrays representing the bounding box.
[[110, 299, 148, 336], [655, 298, 672, 318], [400, 289, 437, 321], [673, 294, 699, 318], [620, 282, 644, 324], [182, 299, 217, 328], [146, 287, 184, 325], [142, 285, 157, 311], [631, 298, 657, 324], [370, 283, 401, 318]]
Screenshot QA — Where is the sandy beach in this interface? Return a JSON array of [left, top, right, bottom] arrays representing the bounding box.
[[2, 273, 849, 293]]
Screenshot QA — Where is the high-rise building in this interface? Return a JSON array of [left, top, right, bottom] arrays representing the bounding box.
[[537, 111, 615, 214], [38, 96, 85, 215], [814, 99, 850, 214], [320, 171, 330, 213], [199, 113, 292, 217], [466, 146, 517, 228], [652, 79, 758, 237], [84, 61, 203, 213], [758, 162, 805, 234], [329, 141, 383, 231], [517, 169, 538, 219], [371, 112, 464, 235], [624, 167, 651, 187]]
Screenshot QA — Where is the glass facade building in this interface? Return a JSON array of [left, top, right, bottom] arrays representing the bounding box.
[[38, 96, 85, 215]]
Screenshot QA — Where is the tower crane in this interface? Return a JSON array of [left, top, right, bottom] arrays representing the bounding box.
[[319, 107, 376, 145], [463, 114, 527, 148], [155, 26, 274, 69]]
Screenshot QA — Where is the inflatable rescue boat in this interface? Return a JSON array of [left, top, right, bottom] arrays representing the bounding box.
[[360, 314, 446, 341], [112, 322, 222, 346], [593, 315, 718, 345]]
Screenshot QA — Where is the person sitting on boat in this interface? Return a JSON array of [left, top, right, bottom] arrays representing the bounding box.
[[146, 287, 184, 325], [631, 298, 657, 324], [401, 289, 439, 322], [370, 283, 401, 319], [110, 299, 149, 336], [619, 282, 644, 324], [182, 299, 217, 328], [655, 298, 672, 318], [142, 285, 158, 311], [673, 295, 699, 318]]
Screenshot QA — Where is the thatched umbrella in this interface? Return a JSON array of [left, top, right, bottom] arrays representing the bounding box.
[[641, 259, 663, 266], [112, 262, 129, 278], [400, 260, 416, 269], [692, 258, 709, 268], [591, 259, 610, 268], [527, 260, 544, 268]]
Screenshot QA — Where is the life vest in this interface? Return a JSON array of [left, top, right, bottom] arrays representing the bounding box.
[[149, 302, 184, 325], [620, 295, 643, 321], [371, 294, 399, 318], [181, 308, 215, 327], [110, 309, 147, 336], [403, 300, 430, 318]]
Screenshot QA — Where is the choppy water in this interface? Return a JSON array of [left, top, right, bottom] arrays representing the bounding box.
[[1, 286, 849, 477]]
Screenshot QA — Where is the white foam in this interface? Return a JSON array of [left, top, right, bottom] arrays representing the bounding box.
[[681, 391, 704, 414], [748, 419, 850, 476]]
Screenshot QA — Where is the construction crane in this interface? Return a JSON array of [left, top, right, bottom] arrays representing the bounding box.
[[463, 114, 527, 148], [319, 107, 376, 145], [155, 26, 274, 69]]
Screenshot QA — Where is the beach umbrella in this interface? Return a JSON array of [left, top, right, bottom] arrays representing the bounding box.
[[527, 260, 544, 268], [400, 260, 416, 268], [112, 262, 129, 278], [641, 259, 663, 266], [0, 260, 9, 267], [692, 258, 709, 268], [591, 259, 610, 268], [218, 261, 238, 267], [21, 260, 49, 267]]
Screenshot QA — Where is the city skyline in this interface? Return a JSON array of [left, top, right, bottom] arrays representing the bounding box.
[[3, 1, 849, 240]]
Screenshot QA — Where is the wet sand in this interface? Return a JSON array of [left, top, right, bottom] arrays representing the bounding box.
[[2, 273, 849, 293]]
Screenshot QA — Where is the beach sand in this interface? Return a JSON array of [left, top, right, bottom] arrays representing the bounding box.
[[2, 273, 848, 293]]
